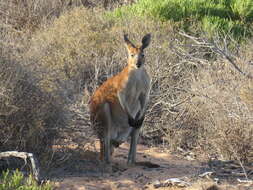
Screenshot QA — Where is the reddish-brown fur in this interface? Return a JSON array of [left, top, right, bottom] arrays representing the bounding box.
[[90, 66, 137, 160], [90, 66, 133, 117]]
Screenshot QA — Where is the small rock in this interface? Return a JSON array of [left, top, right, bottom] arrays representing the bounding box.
[[153, 180, 162, 188], [199, 171, 214, 178], [116, 183, 129, 188], [186, 155, 195, 161], [164, 178, 191, 187]]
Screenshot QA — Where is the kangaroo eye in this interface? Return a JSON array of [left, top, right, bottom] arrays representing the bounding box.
[[130, 54, 134, 57]]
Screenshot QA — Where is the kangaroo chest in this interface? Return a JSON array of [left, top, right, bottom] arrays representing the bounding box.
[[124, 68, 151, 99]]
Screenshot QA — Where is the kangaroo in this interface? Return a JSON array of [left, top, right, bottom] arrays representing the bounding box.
[[89, 34, 151, 165]]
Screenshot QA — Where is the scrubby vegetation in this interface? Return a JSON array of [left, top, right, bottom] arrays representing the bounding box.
[[0, 170, 52, 190], [0, 60, 64, 158], [0, 0, 252, 182], [111, 0, 253, 39]]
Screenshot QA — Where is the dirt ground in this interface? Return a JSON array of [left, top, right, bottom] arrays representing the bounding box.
[[48, 141, 253, 190]]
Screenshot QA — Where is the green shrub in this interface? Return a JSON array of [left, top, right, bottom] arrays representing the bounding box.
[[0, 170, 52, 190], [110, 0, 253, 39], [231, 0, 253, 21]]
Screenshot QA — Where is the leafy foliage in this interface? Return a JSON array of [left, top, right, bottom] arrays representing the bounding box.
[[0, 170, 52, 190], [110, 0, 253, 39]]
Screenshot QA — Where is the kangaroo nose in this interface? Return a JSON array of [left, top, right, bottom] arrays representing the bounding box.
[[137, 61, 142, 68]]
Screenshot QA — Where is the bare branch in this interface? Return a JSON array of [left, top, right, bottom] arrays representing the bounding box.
[[178, 31, 253, 79]]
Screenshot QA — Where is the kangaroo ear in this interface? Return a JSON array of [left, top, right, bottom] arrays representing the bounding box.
[[124, 34, 135, 50], [141, 33, 151, 50]]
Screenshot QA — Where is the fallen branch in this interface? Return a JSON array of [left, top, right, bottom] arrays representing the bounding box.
[[0, 151, 40, 182]]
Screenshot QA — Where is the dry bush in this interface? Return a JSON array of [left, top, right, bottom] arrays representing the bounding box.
[[25, 8, 121, 92], [0, 0, 68, 63], [0, 0, 133, 32], [171, 39, 253, 162], [0, 0, 68, 32], [0, 6, 146, 164], [1, 2, 252, 164], [0, 0, 125, 60], [23, 7, 253, 162], [21, 8, 125, 149], [21, 7, 182, 150], [0, 59, 64, 163], [0, 0, 116, 31]]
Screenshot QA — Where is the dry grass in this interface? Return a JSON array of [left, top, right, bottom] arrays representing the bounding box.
[[174, 38, 253, 162], [21, 7, 179, 154], [0, 0, 129, 31], [188, 61, 253, 162], [186, 181, 245, 190], [0, 2, 252, 167]]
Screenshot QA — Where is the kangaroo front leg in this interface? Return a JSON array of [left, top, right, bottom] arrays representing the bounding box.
[[128, 128, 140, 165]]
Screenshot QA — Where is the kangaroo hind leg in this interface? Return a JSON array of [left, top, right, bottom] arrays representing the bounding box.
[[99, 102, 112, 164]]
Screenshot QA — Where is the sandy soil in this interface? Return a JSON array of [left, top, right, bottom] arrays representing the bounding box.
[[50, 142, 253, 190]]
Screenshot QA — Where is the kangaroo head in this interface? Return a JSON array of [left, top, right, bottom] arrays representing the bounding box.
[[124, 34, 151, 68]]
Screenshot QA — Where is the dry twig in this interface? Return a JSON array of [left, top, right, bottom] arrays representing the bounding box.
[[178, 31, 253, 79]]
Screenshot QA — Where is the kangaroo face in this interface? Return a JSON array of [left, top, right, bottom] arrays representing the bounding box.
[[127, 45, 145, 68], [124, 34, 151, 68]]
